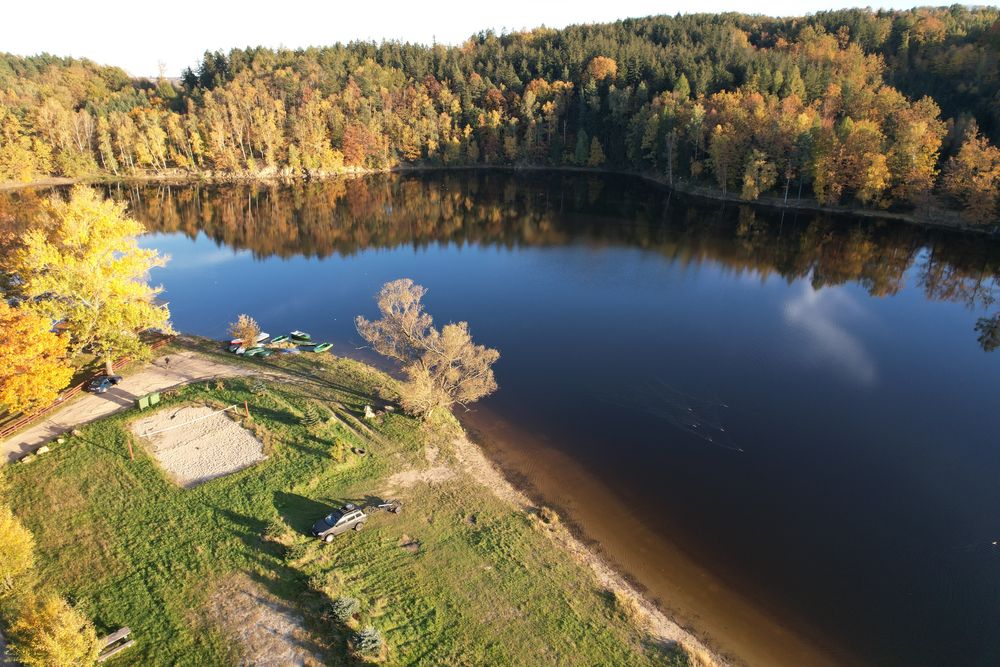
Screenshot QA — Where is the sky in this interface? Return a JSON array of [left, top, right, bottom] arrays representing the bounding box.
[[3, 0, 931, 77]]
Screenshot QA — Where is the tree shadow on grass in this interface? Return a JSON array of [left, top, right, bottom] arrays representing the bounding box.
[[206, 504, 335, 662], [273, 491, 336, 535], [243, 404, 300, 429], [75, 432, 132, 461]]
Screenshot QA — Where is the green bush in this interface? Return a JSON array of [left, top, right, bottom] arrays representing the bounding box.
[[330, 596, 360, 623], [354, 625, 383, 658], [299, 402, 324, 426]]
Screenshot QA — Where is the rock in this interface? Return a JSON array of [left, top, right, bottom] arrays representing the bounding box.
[[384, 405, 395, 412], [37, 446, 50, 455], [56, 437, 65, 444], [363, 405, 376, 420], [19, 454, 36, 464], [71, 429, 82, 437]]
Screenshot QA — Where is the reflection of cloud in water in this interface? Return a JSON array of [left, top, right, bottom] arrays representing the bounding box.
[[783, 284, 877, 385], [170, 248, 249, 270]]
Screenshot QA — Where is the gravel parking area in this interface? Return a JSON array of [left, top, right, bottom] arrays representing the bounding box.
[[131, 405, 266, 487]]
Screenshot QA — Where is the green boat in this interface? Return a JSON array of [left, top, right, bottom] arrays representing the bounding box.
[[308, 342, 333, 353], [290, 330, 312, 341], [270, 334, 290, 344], [244, 347, 266, 357]]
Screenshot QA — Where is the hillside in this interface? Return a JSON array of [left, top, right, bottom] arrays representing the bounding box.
[[1, 7, 998, 221]]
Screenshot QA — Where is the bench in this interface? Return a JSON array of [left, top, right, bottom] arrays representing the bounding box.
[[96, 627, 134, 662]]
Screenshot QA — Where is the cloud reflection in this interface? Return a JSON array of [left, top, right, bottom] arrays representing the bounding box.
[[783, 284, 877, 386], [169, 247, 248, 270]]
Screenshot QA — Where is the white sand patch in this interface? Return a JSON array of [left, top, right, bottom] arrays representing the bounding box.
[[381, 465, 454, 495], [131, 405, 266, 487]]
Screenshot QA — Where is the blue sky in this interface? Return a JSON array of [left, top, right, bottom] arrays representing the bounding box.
[[4, 0, 939, 77]]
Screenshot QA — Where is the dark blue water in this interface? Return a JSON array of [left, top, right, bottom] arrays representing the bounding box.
[[122, 172, 1000, 665]]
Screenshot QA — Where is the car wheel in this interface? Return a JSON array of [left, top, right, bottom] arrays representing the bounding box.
[[323, 534, 334, 543], [354, 522, 365, 531]]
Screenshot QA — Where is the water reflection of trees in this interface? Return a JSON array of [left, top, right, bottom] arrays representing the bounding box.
[[110, 172, 1000, 310], [4, 171, 999, 317]]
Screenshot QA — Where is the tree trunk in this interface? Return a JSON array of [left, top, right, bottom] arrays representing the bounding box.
[[105, 356, 114, 375]]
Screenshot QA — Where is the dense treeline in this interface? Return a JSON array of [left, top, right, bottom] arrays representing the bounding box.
[[1, 7, 999, 221]]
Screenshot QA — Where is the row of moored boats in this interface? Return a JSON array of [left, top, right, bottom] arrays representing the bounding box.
[[227, 330, 332, 356]]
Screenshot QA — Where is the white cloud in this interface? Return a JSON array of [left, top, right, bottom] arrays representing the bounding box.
[[783, 283, 877, 386]]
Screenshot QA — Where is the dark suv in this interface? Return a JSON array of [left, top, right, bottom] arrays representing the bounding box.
[[311, 505, 367, 542]]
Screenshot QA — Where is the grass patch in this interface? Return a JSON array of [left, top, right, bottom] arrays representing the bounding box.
[[4, 350, 682, 665]]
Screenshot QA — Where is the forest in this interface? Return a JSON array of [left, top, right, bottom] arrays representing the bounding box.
[[1, 7, 999, 222]]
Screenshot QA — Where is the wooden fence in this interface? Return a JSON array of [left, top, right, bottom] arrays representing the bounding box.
[[0, 336, 173, 441]]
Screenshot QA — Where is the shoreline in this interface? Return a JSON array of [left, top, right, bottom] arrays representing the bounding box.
[[447, 428, 726, 667], [458, 409, 852, 667], [2, 165, 996, 236]]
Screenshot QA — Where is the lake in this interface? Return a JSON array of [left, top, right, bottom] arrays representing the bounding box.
[[113, 171, 999, 665]]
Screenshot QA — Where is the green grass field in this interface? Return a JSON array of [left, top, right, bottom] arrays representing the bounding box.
[[2, 349, 684, 666]]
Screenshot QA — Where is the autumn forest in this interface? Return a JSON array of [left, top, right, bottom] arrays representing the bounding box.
[[1, 7, 1000, 222]]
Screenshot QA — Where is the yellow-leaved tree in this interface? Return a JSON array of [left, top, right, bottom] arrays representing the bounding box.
[[356, 279, 499, 419], [0, 502, 35, 593], [0, 302, 74, 415], [9, 594, 100, 667], [13, 187, 173, 374], [228, 314, 261, 347]]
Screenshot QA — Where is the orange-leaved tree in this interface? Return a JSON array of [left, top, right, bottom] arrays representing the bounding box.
[[0, 302, 74, 415]]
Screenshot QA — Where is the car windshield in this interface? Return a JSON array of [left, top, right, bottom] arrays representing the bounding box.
[[323, 512, 342, 526]]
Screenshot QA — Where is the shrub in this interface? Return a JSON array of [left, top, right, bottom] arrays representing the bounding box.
[[262, 518, 291, 546], [330, 596, 360, 624], [354, 625, 383, 658], [300, 402, 324, 426]]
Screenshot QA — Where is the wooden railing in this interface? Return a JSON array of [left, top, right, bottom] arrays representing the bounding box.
[[0, 336, 174, 441]]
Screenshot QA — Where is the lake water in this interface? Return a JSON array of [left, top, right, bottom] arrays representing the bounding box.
[[114, 172, 999, 665]]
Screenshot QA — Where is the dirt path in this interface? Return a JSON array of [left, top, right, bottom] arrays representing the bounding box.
[[0, 349, 263, 464]]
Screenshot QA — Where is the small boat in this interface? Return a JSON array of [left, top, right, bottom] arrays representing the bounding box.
[[306, 342, 333, 353], [230, 332, 270, 345], [290, 330, 312, 341], [244, 346, 265, 357], [228, 345, 246, 355], [270, 334, 290, 344]]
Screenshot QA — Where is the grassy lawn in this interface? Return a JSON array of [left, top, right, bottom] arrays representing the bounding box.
[[3, 351, 682, 666]]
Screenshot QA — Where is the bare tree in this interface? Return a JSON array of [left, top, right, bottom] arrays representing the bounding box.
[[356, 279, 499, 418]]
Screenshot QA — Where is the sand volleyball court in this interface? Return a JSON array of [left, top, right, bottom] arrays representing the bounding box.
[[131, 405, 266, 487]]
